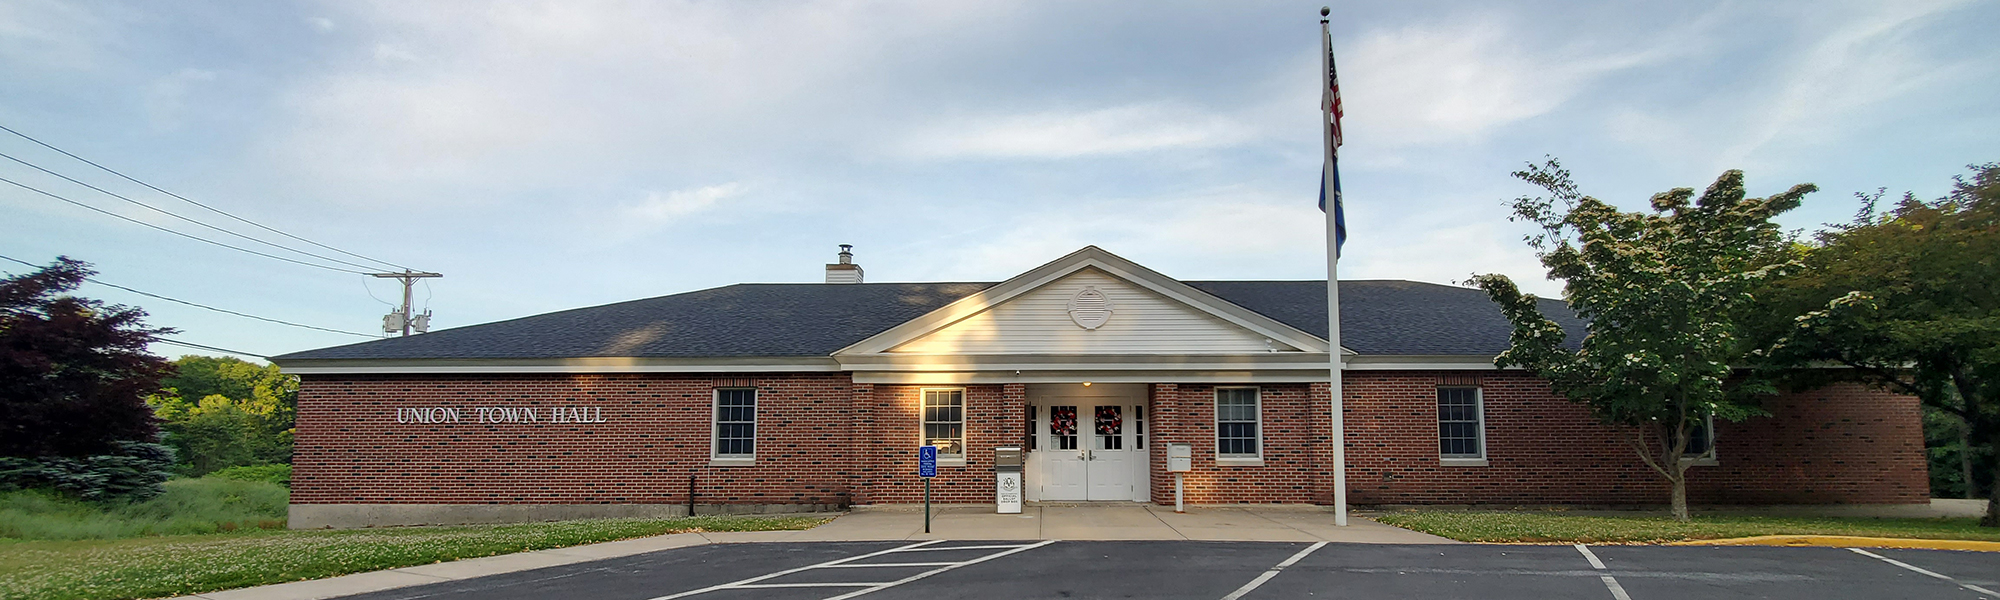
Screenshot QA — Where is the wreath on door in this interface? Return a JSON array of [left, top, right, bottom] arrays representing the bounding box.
[[1050, 406, 1077, 436], [1095, 406, 1122, 434]]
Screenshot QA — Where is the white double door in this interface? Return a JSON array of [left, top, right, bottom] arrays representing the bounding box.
[[1034, 398, 1147, 501]]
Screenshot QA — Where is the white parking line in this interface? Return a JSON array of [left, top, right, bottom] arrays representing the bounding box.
[[646, 540, 1055, 600], [821, 540, 1057, 600], [1219, 541, 1328, 600], [646, 540, 941, 600], [1848, 548, 2000, 598], [1574, 544, 1633, 600]]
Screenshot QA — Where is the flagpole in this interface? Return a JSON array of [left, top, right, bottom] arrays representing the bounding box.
[[1320, 6, 1349, 528]]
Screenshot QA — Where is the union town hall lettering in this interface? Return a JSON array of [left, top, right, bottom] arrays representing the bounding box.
[[394, 406, 607, 425]]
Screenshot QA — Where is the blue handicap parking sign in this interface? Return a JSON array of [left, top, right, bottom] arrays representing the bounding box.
[[918, 445, 938, 478]]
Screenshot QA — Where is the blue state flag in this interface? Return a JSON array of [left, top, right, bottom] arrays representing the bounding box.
[[1320, 164, 1346, 256]]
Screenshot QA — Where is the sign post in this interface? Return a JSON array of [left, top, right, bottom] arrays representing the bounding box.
[[1166, 443, 1192, 513], [918, 445, 938, 533]]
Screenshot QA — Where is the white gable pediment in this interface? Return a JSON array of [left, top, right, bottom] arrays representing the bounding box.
[[837, 246, 1329, 359], [889, 268, 1289, 354]]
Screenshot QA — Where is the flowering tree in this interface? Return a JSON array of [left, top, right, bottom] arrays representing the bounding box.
[[1470, 159, 1815, 521]]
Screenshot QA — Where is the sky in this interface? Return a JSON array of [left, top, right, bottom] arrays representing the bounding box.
[[2, 0, 1996, 362]]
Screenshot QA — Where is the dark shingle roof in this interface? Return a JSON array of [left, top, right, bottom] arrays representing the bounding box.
[[273, 280, 1583, 361], [276, 283, 995, 361], [1186, 280, 1585, 356]]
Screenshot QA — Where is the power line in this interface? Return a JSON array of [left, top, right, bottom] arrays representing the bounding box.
[[0, 175, 371, 274], [0, 122, 413, 272], [156, 337, 269, 360], [0, 150, 389, 272], [0, 253, 377, 337]]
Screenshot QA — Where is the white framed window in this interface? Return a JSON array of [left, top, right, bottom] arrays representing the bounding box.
[[711, 388, 756, 465], [1215, 387, 1262, 465], [1682, 413, 1718, 466], [1134, 405, 1146, 450], [921, 388, 966, 464], [1437, 387, 1486, 466]]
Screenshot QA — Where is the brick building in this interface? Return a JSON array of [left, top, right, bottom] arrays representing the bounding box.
[[273, 246, 1926, 528]]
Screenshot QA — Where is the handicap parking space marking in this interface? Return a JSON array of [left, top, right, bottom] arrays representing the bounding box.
[[1847, 548, 2000, 598], [1573, 544, 1634, 600], [645, 540, 1056, 600], [1218, 541, 1327, 600]]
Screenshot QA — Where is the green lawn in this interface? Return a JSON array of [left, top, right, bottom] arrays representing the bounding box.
[[1, 515, 829, 600], [1373, 511, 2000, 544]]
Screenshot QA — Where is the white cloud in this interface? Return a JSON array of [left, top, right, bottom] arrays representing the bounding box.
[[308, 17, 336, 32], [1715, 0, 1976, 167], [895, 103, 1255, 160], [144, 68, 217, 131], [622, 182, 745, 224], [0, 0, 111, 70], [908, 186, 1328, 281], [371, 43, 418, 64], [1340, 16, 1684, 151]]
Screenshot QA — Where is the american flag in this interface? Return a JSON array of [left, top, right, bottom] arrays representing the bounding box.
[[1325, 47, 1343, 155], [1319, 32, 1346, 255]]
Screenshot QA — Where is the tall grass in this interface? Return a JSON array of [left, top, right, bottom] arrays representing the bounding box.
[[0, 478, 287, 541]]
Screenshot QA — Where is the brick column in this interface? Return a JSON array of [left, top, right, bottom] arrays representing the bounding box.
[[1310, 381, 1335, 505], [848, 382, 875, 504], [1148, 384, 1180, 504], [1000, 383, 1027, 450]]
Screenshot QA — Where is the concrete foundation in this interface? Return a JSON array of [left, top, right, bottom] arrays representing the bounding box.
[[289, 503, 842, 529]]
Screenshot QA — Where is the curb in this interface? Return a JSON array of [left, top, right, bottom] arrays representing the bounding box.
[[166, 532, 716, 600], [1667, 535, 2000, 552]]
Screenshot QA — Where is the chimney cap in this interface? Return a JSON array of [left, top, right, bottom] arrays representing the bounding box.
[[826, 245, 863, 283]]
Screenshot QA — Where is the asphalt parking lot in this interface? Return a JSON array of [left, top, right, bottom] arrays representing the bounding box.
[[337, 540, 2000, 600]]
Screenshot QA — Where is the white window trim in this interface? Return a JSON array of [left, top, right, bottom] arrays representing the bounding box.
[[1215, 386, 1263, 466], [1680, 413, 1719, 467], [921, 387, 969, 467], [1438, 386, 1486, 466], [710, 387, 756, 466]]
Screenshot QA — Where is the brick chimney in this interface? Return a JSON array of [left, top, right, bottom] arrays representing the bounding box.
[[825, 244, 863, 284]]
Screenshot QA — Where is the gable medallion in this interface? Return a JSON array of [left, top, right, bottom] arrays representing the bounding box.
[[1066, 286, 1114, 330]]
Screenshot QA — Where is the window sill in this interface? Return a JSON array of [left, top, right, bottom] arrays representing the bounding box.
[[1216, 457, 1264, 467], [1439, 457, 1488, 467], [708, 457, 755, 467], [1679, 455, 1718, 467], [938, 458, 967, 468]]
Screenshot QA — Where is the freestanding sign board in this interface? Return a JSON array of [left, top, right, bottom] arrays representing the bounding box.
[[918, 445, 937, 532], [993, 446, 1023, 514]]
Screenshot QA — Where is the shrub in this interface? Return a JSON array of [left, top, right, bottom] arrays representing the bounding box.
[[205, 464, 291, 486], [0, 441, 176, 502], [0, 477, 288, 540]]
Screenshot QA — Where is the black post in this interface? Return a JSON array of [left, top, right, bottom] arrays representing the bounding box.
[[924, 478, 932, 533], [687, 473, 697, 517]]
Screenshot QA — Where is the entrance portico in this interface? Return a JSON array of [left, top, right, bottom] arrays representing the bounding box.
[[1024, 383, 1150, 502]]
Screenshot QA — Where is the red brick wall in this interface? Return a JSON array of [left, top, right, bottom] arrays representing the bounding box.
[[1145, 383, 1322, 504], [852, 383, 1025, 504], [293, 370, 1923, 508], [292, 373, 856, 506], [1342, 371, 1927, 505]]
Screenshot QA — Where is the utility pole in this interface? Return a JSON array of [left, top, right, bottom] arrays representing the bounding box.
[[369, 270, 442, 336]]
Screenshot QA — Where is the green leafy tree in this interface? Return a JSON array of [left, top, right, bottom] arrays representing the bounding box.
[[149, 356, 298, 475], [1759, 163, 2000, 526], [1470, 159, 1815, 521]]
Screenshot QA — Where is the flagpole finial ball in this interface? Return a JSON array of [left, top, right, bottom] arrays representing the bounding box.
[[1320, 7, 1330, 16]]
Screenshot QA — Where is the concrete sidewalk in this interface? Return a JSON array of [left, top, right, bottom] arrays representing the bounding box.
[[167, 505, 1448, 600], [703, 503, 1457, 544]]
